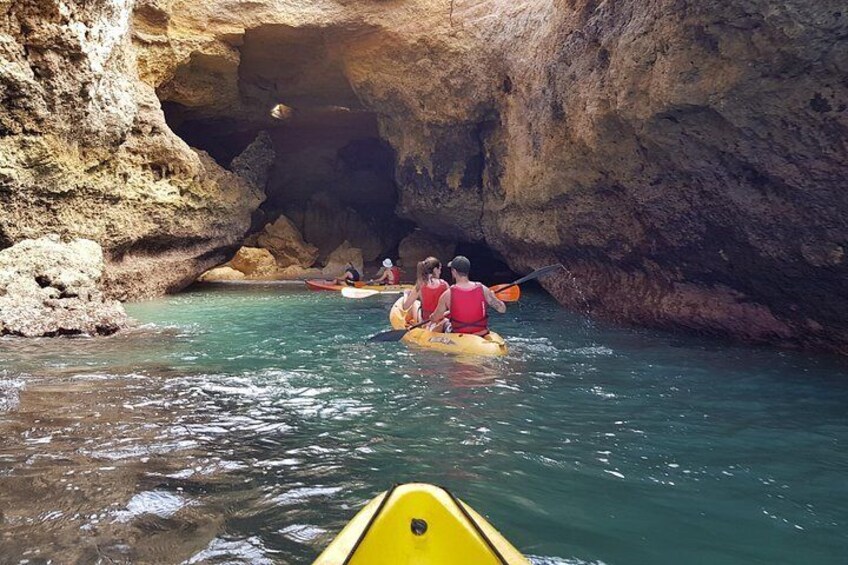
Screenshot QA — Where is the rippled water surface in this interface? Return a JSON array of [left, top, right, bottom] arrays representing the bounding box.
[[1, 283, 847, 564]]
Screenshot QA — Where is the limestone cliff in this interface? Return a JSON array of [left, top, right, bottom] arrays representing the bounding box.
[[2, 0, 847, 353], [0, 0, 262, 299]]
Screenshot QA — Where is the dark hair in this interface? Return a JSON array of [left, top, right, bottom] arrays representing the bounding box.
[[416, 256, 441, 284]]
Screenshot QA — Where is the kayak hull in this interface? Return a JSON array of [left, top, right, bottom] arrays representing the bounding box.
[[313, 483, 529, 565], [389, 297, 508, 357], [306, 279, 412, 292]]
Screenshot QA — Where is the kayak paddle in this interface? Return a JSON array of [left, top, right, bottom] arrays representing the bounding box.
[[369, 264, 563, 342], [369, 316, 435, 342], [341, 287, 404, 299], [345, 284, 517, 301], [490, 284, 520, 302]]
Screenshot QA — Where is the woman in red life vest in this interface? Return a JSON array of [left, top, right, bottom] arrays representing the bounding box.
[[402, 256, 449, 329], [370, 258, 400, 285], [431, 255, 506, 335]]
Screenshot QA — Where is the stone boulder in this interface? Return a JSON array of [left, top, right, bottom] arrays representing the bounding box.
[[256, 215, 319, 268], [228, 247, 277, 278], [398, 230, 457, 269], [322, 241, 364, 278], [0, 236, 128, 337], [198, 265, 246, 282]]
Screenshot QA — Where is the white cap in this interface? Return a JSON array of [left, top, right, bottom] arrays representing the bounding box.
[[382, 258, 393, 268]]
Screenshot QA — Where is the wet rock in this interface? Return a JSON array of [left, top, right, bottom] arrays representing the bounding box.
[[255, 215, 319, 268], [0, 236, 127, 337], [398, 230, 457, 269], [321, 241, 364, 278]]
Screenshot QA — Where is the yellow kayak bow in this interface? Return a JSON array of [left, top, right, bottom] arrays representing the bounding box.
[[314, 483, 529, 564]]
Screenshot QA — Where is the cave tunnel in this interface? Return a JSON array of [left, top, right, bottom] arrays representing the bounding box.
[[157, 24, 516, 283]]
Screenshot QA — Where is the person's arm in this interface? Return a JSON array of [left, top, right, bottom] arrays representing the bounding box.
[[430, 288, 451, 321], [482, 285, 507, 313], [368, 268, 383, 284], [402, 285, 421, 310]]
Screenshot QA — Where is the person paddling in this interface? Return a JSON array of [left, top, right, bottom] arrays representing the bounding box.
[[370, 258, 400, 286], [334, 262, 361, 286], [431, 255, 506, 335], [402, 256, 449, 329]]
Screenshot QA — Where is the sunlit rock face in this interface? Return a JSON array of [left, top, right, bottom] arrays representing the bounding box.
[[0, 0, 263, 299], [2, 0, 847, 352]]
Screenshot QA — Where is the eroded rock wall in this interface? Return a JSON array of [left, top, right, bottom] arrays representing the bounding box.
[[0, 0, 263, 299], [2, 0, 847, 352], [347, 0, 848, 352], [483, 0, 848, 352]]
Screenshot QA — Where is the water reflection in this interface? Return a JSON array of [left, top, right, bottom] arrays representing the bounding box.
[[0, 286, 847, 564]]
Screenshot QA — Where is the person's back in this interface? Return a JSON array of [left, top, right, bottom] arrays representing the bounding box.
[[430, 255, 506, 336], [420, 278, 448, 319], [449, 280, 488, 334], [345, 264, 361, 282]]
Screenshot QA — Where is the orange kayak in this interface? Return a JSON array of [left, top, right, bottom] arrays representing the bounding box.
[[306, 280, 413, 292], [305, 279, 365, 291]]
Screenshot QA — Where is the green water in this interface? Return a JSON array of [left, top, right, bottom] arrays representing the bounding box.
[[1, 283, 846, 564]]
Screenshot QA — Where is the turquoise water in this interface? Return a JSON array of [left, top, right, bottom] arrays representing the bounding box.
[[1, 283, 847, 564]]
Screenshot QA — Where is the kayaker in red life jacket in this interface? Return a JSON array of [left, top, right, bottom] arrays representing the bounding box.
[[402, 256, 449, 330], [370, 258, 400, 285], [431, 255, 506, 335]]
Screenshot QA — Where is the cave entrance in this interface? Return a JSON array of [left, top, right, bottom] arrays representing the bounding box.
[[154, 23, 510, 284], [452, 242, 518, 286]]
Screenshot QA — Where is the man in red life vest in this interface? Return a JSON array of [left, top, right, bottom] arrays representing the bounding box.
[[430, 255, 506, 335]]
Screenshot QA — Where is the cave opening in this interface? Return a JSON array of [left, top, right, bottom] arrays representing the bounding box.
[[156, 23, 511, 283]]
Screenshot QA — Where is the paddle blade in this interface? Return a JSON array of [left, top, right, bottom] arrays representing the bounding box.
[[512, 264, 563, 286], [342, 287, 380, 299], [491, 284, 521, 302], [369, 329, 410, 342]]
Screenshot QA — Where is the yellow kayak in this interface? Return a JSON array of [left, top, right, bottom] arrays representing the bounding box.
[[389, 297, 508, 357], [313, 483, 529, 564]]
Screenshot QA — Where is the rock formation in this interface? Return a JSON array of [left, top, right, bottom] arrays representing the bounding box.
[[198, 265, 245, 282], [398, 230, 458, 269], [0, 236, 127, 337], [0, 0, 263, 301], [227, 246, 277, 279], [2, 0, 847, 352], [255, 215, 319, 268], [322, 241, 365, 279]]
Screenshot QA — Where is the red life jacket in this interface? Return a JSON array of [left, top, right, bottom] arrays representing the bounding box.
[[420, 279, 449, 320], [387, 266, 400, 285], [449, 283, 488, 334]]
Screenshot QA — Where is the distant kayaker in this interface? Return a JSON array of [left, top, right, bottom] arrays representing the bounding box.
[[334, 262, 361, 286], [431, 255, 506, 335], [403, 256, 449, 329], [370, 258, 401, 285]]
